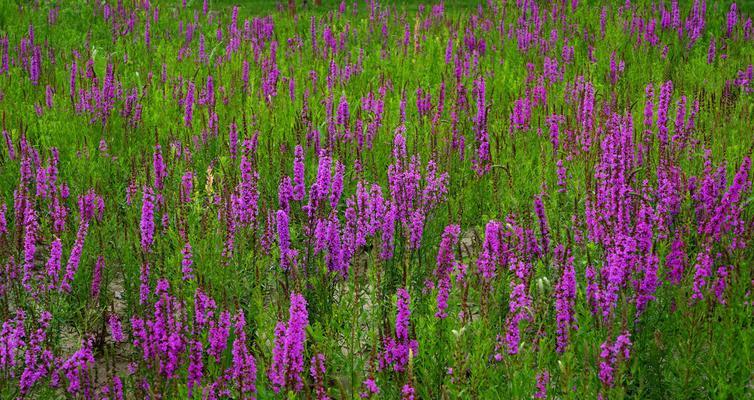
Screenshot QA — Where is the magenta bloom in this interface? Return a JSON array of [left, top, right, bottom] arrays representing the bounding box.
[[379, 288, 418, 372], [140, 186, 156, 253], [269, 291, 309, 393], [293, 145, 306, 201], [90, 255, 104, 299]]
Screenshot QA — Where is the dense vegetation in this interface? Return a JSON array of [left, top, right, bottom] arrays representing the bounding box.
[[0, 0, 753, 398]]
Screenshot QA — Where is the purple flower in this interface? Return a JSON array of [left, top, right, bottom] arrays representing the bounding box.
[[534, 194, 550, 256], [46, 237, 62, 288], [21, 204, 39, 290], [330, 161, 344, 209], [713, 265, 730, 304], [310, 353, 329, 400], [58, 338, 95, 395], [109, 314, 124, 342], [657, 80, 673, 145], [401, 384, 416, 400], [554, 246, 576, 353], [269, 292, 309, 393], [231, 310, 257, 396], [359, 378, 380, 398], [90, 255, 104, 299], [194, 289, 217, 331], [139, 262, 150, 304], [666, 234, 687, 285], [293, 145, 306, 201], [60, 220, 89, 293], [408, 209, 425, 250], [227, 125, 240, 164], [534, 371, 549, 399], [504, 280, 531, 354], [187, 340, 203, 397], [140, 186, 156, 253], [379, 288, 418, 372], [277, 209, 296, 271], [181, 171, 193, 203], [181, 242, 193, 281], [435, 224, 460, 319], [184, 81, 195, 127], [727, 3, 738, 37], [153, 145, 166, 191], [208, 311, 231, 363], [692, 247, 713, 301]]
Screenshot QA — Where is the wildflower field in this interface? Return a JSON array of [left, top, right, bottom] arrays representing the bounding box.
[[1, 0, 753, 398]]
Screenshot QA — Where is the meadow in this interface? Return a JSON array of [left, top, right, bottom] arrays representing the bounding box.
[[0, 0, 753, 398]]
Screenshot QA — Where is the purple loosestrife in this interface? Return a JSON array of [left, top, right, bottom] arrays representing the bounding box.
[[534, 371, 549, 399], [556, 160, 567, 192], [545, 114, 565, 153], [0, 311, 24, 375], [19, 311, 53, 394], [269, 292, 309, 393], [22, 205, 39, 291], [187, 340, 203, 397], [278, 177, 294, 214], [533, 194, 550, 256], [235, 140, 260, 227], [153, 145, 167, 191], [713, 266, 731, 304], [45, 85, 54, 109], [60, 219, 89, 293], [656, 80, 673, 145], [57, 338, 95, 396], [599, 332, 632, 388], [269, 322, 287, 392], [408, 209, 425, 250], [330, 161, 344, 209], [477, 220, 503, 280], [90, 255, 104, 299], [2, 129, 14, 160], [131, 280, 187, 379], [727, 3, 738, 37], [0, 203, 7, 238], [293, 145, 306, 201], [435, 224, 460, 319], [666, 233, 687, 285], [140, 186, 156, 253], [554, 246, 576, 353], [315, 150, 332, 203], [692, 247, 713, 301], [109, 314, 124, 342], [310, 353, 329, 400], [401, 384, 416, 400], [181, 242, 193, 281], [359, 378, 380, 398], [504, 280, 531, 355], [635, 202, 660, 315], [194, 289, 217, 331], [184, 81, 195, 127], [139, 262, 150, 304], [180, 171, 193, 203], [110, 376, 124, 400], [379, 288, 418, 372], [643, 84, 654, 128], [707, 37, 716, 64], [277, 209, 296, 271], [208, 311, 231, 362], [46, 237, 63, 289], [380, 202, 397, 261], [231, 310, 257, 397], [472, 77, 490, 175], [228, 121, 238, 160]]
